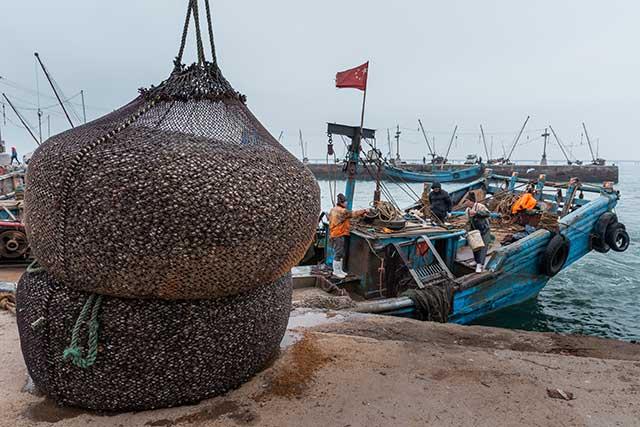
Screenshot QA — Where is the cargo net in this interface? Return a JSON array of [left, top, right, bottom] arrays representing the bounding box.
[[24, 0, 320, 299], [17, 268, 292, 412]]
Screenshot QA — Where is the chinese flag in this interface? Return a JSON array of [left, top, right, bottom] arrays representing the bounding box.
[[335, 61, 369, 91]]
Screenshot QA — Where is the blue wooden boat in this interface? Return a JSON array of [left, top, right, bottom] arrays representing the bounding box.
[[384, 164, 483, 183], [295, 123, 630, 325]]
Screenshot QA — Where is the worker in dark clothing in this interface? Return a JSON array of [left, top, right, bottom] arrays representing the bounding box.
[[428, 181, 452, 223], [463, 192, 492, 273], [10, 147, 20, 165]]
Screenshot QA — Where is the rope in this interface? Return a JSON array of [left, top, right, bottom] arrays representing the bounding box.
[[174, 0, 193, 67], [375, 200, 402, 221], [190, 0, 207, 64], [203, 0, 218, 66], [63, 293, 103, 369], [26, 260, 46, 274]]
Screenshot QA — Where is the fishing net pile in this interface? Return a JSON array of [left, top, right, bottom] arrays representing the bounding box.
[[17, 0, 314, 411], [16, 269, 292, 411]]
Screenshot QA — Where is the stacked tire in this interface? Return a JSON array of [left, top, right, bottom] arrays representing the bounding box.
[[16, 53, 319, 410]]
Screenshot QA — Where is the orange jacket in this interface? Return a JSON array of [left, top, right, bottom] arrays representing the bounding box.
[[511, 193, 537, 214], [329, 206, 352, 239]]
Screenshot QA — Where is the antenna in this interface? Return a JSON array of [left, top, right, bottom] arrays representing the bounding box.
[[277, 130, 284, 142]]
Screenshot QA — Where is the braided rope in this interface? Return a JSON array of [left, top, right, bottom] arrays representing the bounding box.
[[63, 293, 103, 369], [191, 0, 207, 64], [26, 260, 45, 274], [174, 0, 193, 68], [203, 0, 217, 66]]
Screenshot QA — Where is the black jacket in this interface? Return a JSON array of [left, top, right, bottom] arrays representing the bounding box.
[[428, 190, 452, 217]]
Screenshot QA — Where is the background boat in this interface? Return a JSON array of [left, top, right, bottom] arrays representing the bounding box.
[[383, 163, 483, 183]]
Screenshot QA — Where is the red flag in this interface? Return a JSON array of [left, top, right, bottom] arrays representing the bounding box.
[[335, 61, 369, 91]]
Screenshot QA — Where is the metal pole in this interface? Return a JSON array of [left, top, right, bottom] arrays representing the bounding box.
[[47, 115, 51, 138], [582, 122, 596, 163], [441, 125, 458, 169], [549, 125, 572, 165], [418, 119, 435, 158], [2, 93, 40, 144], [540, 128, 549, 166], [345, 86, 368, 211], [506, 115, 530, 161], [34, 52, 74, 128], [80, 90, 87, 124], [395, 125, 401, 161], [37, 109, 43, 143], [479, 124, 490, 160]]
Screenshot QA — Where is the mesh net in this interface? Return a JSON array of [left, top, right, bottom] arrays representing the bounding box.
[[25, 46, 320, 299], [16, 268, 292, 411]]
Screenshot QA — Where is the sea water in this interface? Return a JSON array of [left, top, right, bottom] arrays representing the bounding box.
[[317, 163, 640, 341]]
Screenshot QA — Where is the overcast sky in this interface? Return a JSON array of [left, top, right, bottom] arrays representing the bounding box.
[[1, 1, 639, 162]]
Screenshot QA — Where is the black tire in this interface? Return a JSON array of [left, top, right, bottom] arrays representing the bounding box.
[[605, 224, 630, 252], [541, 234, 570, 277], [594, 213, 617, 240]]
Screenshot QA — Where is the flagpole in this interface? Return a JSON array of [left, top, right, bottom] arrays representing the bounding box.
[[359, 86, 367, 131]]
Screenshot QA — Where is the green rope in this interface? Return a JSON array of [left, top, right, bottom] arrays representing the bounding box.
[[26, 260, 46, 274], [63, 294, 103, 369]]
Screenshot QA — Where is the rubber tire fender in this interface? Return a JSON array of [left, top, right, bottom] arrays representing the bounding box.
[[594, 212, 618, 240], [541, 234, 570, 277], [605, 224, 630, 253]]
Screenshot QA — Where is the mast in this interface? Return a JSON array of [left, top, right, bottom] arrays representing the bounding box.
[[394, 125, 401, 161], [548, 125, 572, 165], [540, 128, 549, 166], [2, 93, 40, 144], [387, 128, 392, 160], [80, 90, 87, 124], [37, 109, 43, 143], [34, 52, 75, 128], [418, 119, 435, 159], [582, 122, 597, 163], [506, 115, 530, 162], [479, 125, 490, 160], [299, 129, 304, 160], [441, 125, 458, 169]]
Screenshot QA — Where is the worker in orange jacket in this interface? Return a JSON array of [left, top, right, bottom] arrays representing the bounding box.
[[511, 188, 538, 215], [328, 193, 366, 279]]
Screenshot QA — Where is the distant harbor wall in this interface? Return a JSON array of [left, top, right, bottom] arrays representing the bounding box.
[[306, 163, 619, 184]]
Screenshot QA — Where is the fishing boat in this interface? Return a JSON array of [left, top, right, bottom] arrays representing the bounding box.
[[383, 163, 483, 183], [295, 123, 630, 324]]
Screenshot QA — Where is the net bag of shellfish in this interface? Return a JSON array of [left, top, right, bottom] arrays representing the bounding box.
[[16, 267, 292, 412], [24, 0, 320, 300]]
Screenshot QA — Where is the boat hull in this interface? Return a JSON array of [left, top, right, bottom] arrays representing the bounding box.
[[384, 164, 483, 183]]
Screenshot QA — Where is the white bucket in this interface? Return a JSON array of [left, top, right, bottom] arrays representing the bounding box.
[[467, 230, 485, 251]]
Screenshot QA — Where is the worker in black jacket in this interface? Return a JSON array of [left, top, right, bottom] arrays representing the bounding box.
[[428, 181, 452, 223]]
